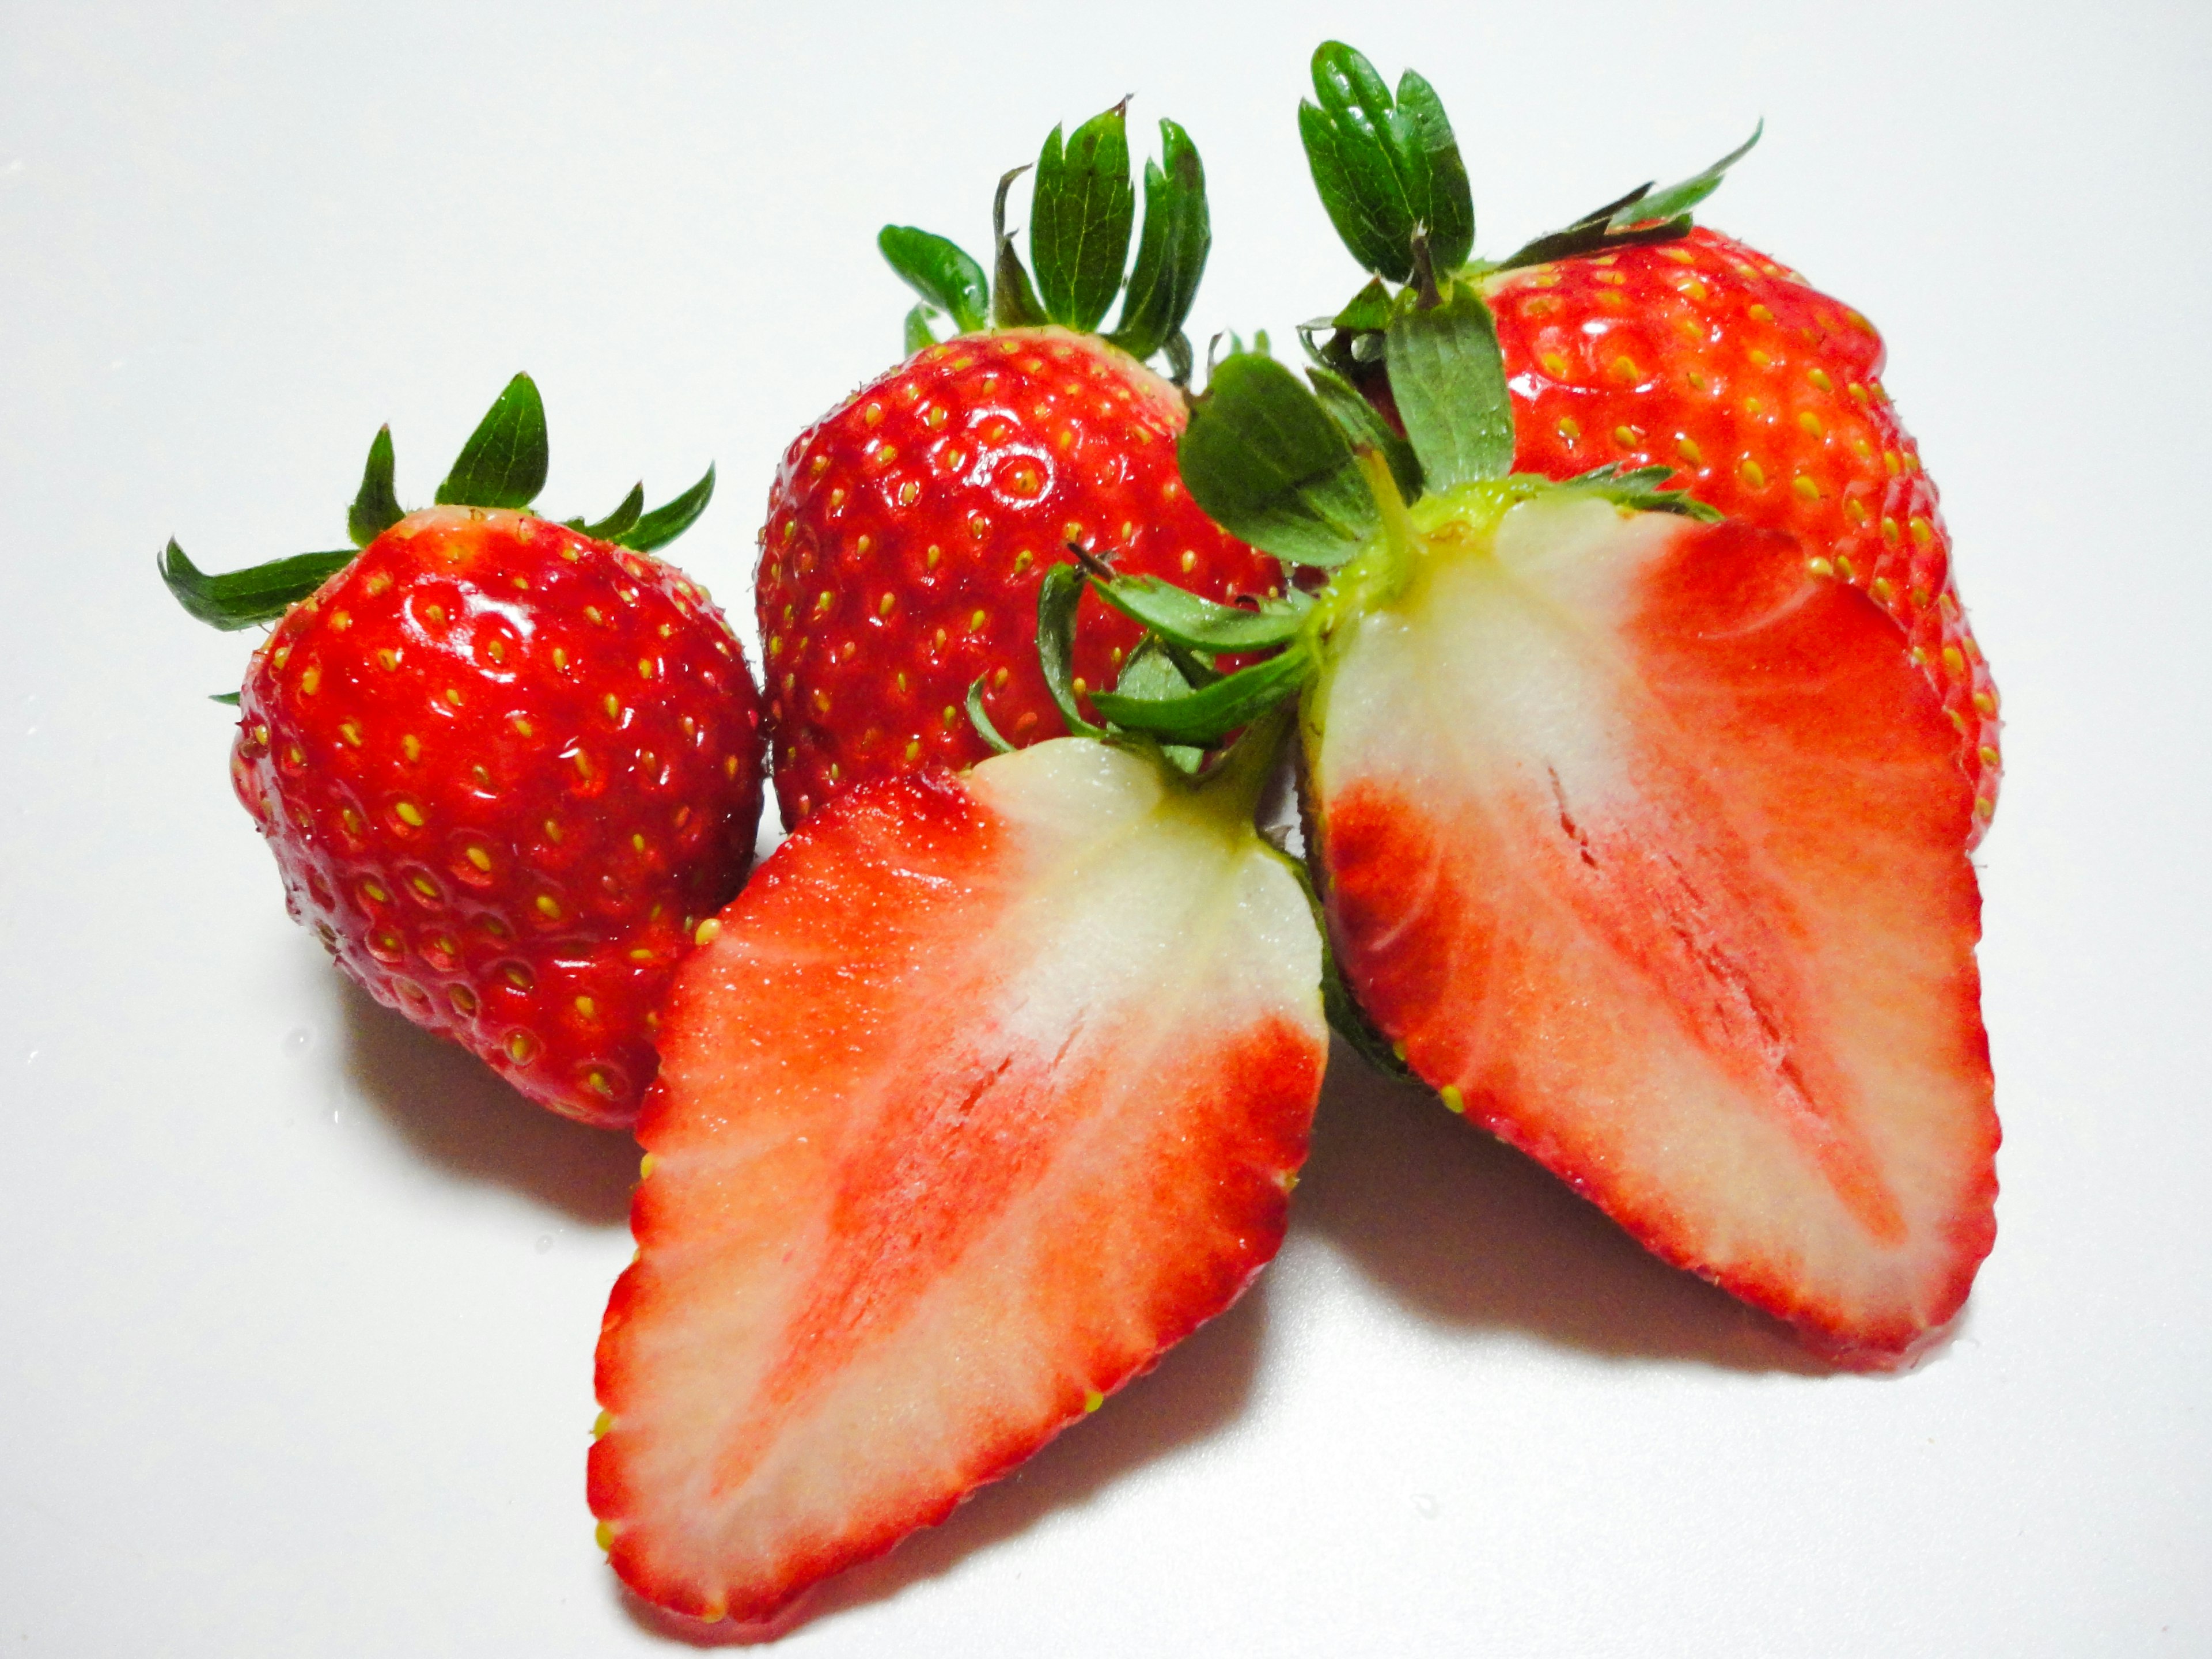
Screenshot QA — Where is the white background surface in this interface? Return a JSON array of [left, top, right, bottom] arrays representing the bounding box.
[[5, 1, 2209, 1653]]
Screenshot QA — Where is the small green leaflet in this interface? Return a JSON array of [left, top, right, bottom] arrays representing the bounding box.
[[1307, 362, 1422, 503], [1176, 353, 1378, 569], [965, 677, 1017, 753], [1031, 104, 1137, 333], [1101, 635, 1206, 772], [209, 691, 242, 707], [1565, 461, 1722, 522], [1089, 571, 1310, 653], [1385, 281, 1514, 490], [347, 425, 402, 547], [1495, 123, 1763, 271], [567, 483, 645, 543], [616, 465, 714, 552], [1089, 642, 1313, 747], [434, 373, 548, 510], [903, 305, 939, 355], [1036, 562, 1104, 737], [160, 539, 354, 630], [991, 166, 1050, 328], [1109, 119, 1210, 363], [1391, 69, 1473, 272], [878, 225, 991, 334]]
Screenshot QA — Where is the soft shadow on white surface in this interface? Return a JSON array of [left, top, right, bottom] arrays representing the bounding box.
[[338, 980, 641, 1225], [609, 1277, 1272, 1646], [1294, 1039, 1829, 1375]]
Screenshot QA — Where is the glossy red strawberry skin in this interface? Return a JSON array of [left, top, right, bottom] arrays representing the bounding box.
[[229, 507, 766, 1127], [1474, 226, 1999, 835], [755, 327, 1281, 824]]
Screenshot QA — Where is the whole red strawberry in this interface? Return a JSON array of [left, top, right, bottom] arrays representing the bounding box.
[[1297, 43, 1999, 835], [164, 376, 765, 1127], [756, 103, 1281, 824]]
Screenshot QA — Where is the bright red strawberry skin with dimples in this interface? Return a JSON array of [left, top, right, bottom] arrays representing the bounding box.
[[1482, 226, 2000, 830], [230, 506, 766, 1127], [755, 327, 1281, 824]]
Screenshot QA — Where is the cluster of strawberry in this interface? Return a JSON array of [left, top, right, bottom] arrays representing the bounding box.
[[169, 43, 2000, 1634]]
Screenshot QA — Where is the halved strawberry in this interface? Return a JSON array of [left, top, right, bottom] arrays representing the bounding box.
[[1139, 259, 1998, 1362], [1306, 485, 1996, 1363], [590, 731, 1326, 1623]]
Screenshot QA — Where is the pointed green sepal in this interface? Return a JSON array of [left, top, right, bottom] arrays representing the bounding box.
[[990, 167, 1050, 328], [965, 676, 1018, 753], [1031, 104, 1137, 332], [567, 483, 645, 543], [347, 425, 403, 547], [1496, 123, 1763, 271], [1036, 561, 1105, 737], [1089, 642, 1312, 747], [880, 225, 991, 335], [1385, 279, 1513, 490], [210, 691, 243, 707], [903, 304, 940, 355], [1089, 571, 1310, 654], [1564, 461, 1725, 522], [160, 539, 356, 631], [1300, 42, 1471, 285], [1307, 362, 1422, 502], [1393, 69, 1473, 271], [1177, 351, 1377, 569], [1109, 119, 1211, 362], [614, 465, 714, 552], [434, 373, 548, 510]]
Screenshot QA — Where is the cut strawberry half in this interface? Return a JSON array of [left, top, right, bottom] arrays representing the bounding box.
[[590, 733, 1327, 1623], [1132, 248, 1999, 1363], [1305, 484, 1997, 1363]]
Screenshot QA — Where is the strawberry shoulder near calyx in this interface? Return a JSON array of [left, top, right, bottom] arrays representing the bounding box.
[[1294, 41, 2000, 836], [162, 377, 766, 1127], [754, 103, 1282, 826]]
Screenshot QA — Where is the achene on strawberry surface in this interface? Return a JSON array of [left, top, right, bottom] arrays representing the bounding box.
[[1298, 43, 2000, 834], [756, 103, 1281, 825], [164, 376, 765, 1127]]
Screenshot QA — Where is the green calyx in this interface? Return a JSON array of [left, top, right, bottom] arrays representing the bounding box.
[[160, 373, 715, 633], [877, 103, 1213, 377], [1298, 40, 1759, 381]]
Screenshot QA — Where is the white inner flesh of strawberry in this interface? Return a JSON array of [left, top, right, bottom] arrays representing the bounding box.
[[1308, 489, 1993, 1359], [597, 739, 1326, 1618]]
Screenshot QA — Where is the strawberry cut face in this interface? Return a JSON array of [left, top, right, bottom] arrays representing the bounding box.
[[1304, 487, 1998, 1365], [592, 738, 1326, 1623]]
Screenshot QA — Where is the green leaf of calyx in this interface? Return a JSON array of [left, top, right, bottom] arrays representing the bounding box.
[[209, 691, 242, 707], [1495, 124, 1763, 272], [1036, 561, 1104, 737], [434, 373, 548, 510], [1307, 362, 1422, 502], [1176, 351, 1378, 569], [1110, 119, 1211, 363], [1300, 41, 1435, 284], [1393, 68, 1473, 272], [1385, 280, 1513, 491], [991, 166, 1050, 328], [615, 465, 714, 552], [1089, 570, 1310, 653], [160, 539, 355, 631], [903, 304, 940, 355], [965, 677, 1018, 753], [347, 425, 403, 547], [1030, 103, 1137, 333], [1105, 635, 1207, 772], [568, 483, 645, 543], [1089, 641, 1312, 747], [1565, 461, 1723, 522], [878, 225, 991, 334]]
